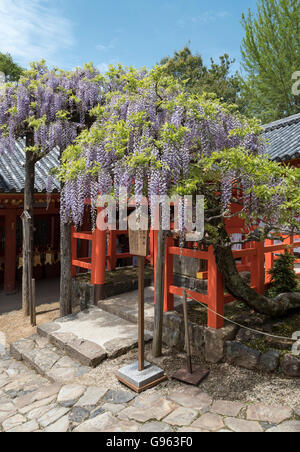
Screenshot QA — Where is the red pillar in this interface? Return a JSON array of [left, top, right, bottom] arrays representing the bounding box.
[[207, 245, 224, 329], [163, 236, 174, 312], [251, 241, 265, 294], [265, 239, 274, 284], [91, 209, 107, 304], [71, 226, 77, 278], [4, 211, 17, 293]]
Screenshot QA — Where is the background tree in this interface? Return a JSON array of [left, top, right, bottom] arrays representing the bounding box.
[[59, 66, 300, 318], [0, 52, 23, 82], [0, 62, 104, 316], [241, 0, 300, 123], [160, 46, 243, 107]]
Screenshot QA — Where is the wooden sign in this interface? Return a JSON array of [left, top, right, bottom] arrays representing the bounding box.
[[128, 211, 149, 257], [129, 229, 148, 257]]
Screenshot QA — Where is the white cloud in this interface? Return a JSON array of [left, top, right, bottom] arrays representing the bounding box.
[[0, 0, 75, 67], [96, 58, 119, 74], [96, 38, 117, 53], [178, 10, 229, 28]]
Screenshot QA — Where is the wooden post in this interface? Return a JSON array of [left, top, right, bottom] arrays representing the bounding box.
[[4, 211, 17, 293], [31, 278, 36, 327], [163, 236, 174, 312], [207, 245, 224, 329], [183, 290, 192, 374], [138, 256, 145, 371], [152, 206, 166, 358], [21, 211, 33, 318]]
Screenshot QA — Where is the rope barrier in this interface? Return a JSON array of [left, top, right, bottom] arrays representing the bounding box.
[[186, 291, 298, 342]]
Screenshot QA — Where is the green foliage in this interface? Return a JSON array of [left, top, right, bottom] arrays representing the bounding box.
[[0, 52, 23, 82], [159, 45, 243, 108], [241, 0, 300, 122], [268, 250, 298, 296]]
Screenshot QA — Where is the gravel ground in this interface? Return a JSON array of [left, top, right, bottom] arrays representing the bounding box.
[[74, 342, 300, 410]]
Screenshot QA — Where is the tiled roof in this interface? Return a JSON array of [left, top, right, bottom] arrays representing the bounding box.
[[0, 140, 60, 193], [263, 113, 300, 162]]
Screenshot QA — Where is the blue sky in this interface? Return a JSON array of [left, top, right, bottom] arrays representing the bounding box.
[[0, 0, 257, 73]]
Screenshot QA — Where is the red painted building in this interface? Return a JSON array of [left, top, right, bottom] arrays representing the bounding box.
[[0, 142, 60, 293]]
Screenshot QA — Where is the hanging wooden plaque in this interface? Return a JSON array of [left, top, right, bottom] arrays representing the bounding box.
[[129, 228, 148, 257]]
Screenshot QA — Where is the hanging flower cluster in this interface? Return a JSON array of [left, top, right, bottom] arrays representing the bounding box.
[[0, 60, 104, 166], [58, 66, 267, 227]]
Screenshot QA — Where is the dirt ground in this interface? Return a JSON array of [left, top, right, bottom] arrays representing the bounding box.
[[0, 302, 60, 344]]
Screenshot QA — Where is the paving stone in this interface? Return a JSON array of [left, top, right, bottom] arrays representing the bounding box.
[[102, 389, 135, 404], [19, 396, 57, 414], [121, 398, 176, 423], [75, 387, 107, 407], [69, 407, 90, 423], [8, 420, 39, 433], [73, 412, 119, 432], [247, 404, 293, 424], [168, 389, 213, 410], [2, 414, 27, 431], [14, 383, 61, 409], [164, 407, 199, 426], [29, 349, 60, 374], [102, 403, 126, 414], [177, 427, 209, 432], [191, 413, 224, 432], [45, 415, 70, 433], [38, 307, 151, 366], [27, 405, 54, 421], [89, 407, 105, 419], [0, 410, 17, 423], [295, 407, 300, 417], [267, 421, 300, 433], [38, 407, 70, 428], [47, 366, 78, 383], [139, 422, 174, 432], [211, 400, 244, 417], [225, 417, 264, 433], [0, 401, 16, 412], [57, 385, 86, 406]]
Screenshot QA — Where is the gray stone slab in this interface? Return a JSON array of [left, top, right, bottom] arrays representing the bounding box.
[[117, 361, 164, 389], [38, 307, 152, 367]]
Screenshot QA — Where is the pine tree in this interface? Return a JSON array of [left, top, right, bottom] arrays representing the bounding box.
[[160, 46, 242, 106], [268, 250, 298, 297], [241, 0, 300, 123], [0, 53, 23, 82]]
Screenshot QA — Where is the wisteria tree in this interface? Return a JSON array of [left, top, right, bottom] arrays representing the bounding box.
[[0, 61, 104, 316], [59, 65, 300, 317]]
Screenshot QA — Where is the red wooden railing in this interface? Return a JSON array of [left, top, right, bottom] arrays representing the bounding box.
[[71, 222, 155, 302], [163, 238, 300, 329]]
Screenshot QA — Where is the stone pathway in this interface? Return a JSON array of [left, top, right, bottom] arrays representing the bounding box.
[[1, 351, 300, 432]]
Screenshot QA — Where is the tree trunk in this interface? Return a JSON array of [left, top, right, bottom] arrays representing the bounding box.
[[213, 225, 300, 318], [152, 214, 166, 358], [60, 218, 73, 317], [22, 146, 35, 316]]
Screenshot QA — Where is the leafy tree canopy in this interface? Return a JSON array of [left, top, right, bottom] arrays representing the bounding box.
[[241, 0, 300, 123], [159, 46, 243, 108], [0, 52, 24, 82], [58, 65, 300, 245]]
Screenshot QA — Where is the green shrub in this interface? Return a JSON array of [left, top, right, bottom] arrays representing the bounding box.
[[268, 250, 298, 297]]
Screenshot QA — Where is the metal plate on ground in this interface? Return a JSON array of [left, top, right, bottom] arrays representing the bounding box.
[[173, 367, 210, 386]]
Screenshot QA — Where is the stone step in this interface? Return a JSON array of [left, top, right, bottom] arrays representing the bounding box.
[[37, 306, 152, 368], [10, 334, 91, 384]]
